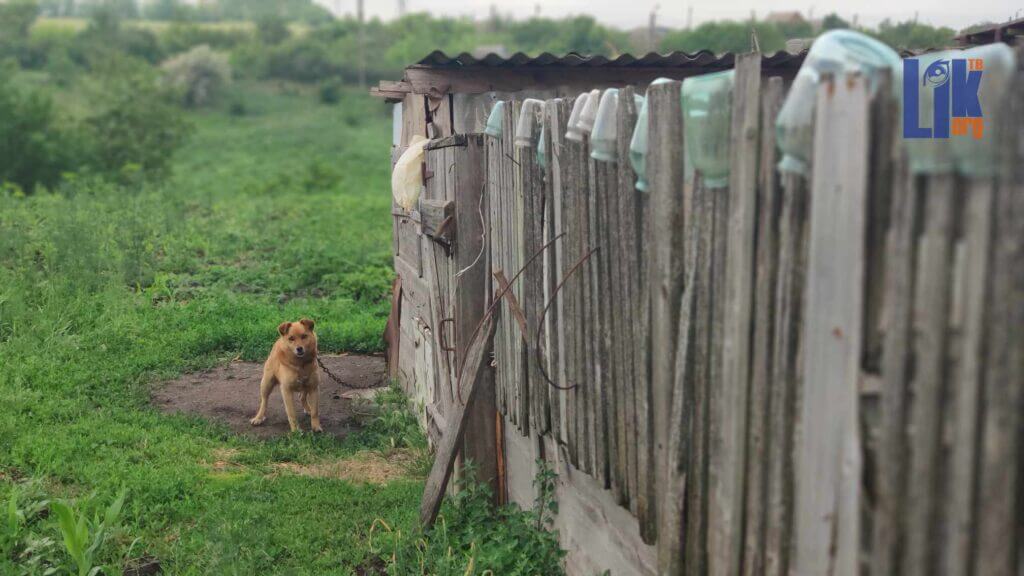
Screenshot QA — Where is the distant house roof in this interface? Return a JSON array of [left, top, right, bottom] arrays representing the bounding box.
[[955, 17, 1024, 45], [766, 11, 807, 24], [372, 50, 807, 101]]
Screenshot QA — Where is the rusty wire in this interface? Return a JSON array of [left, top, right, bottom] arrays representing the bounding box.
[[533, 245, 600, 391], [454, 231, 565, 404]]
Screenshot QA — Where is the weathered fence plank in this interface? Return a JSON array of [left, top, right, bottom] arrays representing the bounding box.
[[741, 74, 783, 576], [683, 178, 716, 576], [763, 169, 807, 576], [590, 152, 614, 488], [901, 173, 956, 576], [793, 75, 868, 576], [973, 69, 1023, 576], [645, 78, 685, 544], [552, 98, 580, 465], [421, 308, 500, 527], [520, 102, 550, 437], [614, 86, 640, 509], [708, 51, 760, 576]]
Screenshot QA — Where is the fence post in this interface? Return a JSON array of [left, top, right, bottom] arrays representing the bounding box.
[[453, 134, 500, 497]]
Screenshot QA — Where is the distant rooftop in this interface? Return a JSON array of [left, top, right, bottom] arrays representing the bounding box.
[[955, 17, 1024, 45]]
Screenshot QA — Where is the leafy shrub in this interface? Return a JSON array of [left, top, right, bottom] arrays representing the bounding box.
[[84, 67, 193, 182], [319, 79, 343, 105], [161, 44, 232, 107], [0, 0, 42, 66], [256, 15, 291, 46], [0, 72, 83, 192]]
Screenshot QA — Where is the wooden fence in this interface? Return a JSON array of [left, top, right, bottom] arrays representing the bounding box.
[[477, 50, 1023, 575]]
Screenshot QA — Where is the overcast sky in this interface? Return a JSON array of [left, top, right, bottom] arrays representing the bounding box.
[[316, 0, 1020, 32]]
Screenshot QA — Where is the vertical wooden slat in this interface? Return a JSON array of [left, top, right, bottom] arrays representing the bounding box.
[[521, 103, 550, 437], [708, 51, 760, 576], [793, 75, 869, 576], [973, 66, 1023, 576], [450, 135, 498, 493], [741, 75, 783, 576], [589, 152, 612, 488], [510, 101, 529, 435], [555, 98, 580, 465], [940, 177, 991, 576], [901, 173, 956, 576], [763, 171, 807, 576], [683, 178, 716, 576], [564, 129, 591, 472], [545, 98, 569, 445], [645, 79, 685, 544], [614, 87, 640, 508], [870, 162, 915, 576]]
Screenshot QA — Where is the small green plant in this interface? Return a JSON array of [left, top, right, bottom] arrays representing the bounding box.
[[2, 491, 24, 557], [371, 463, 567, 575], [351, 384, 428, 453], [532, 459, 559, 529], [51, 489, 127, 576]]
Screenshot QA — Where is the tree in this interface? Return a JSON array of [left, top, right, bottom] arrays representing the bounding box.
[[821, 13, 850, 31], [0, 0, 39, 40], [661, 20, 785, 54], [256, 15, 291, 45]]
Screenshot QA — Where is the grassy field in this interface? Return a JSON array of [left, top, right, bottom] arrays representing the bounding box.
[[0, 82, 425, 574]]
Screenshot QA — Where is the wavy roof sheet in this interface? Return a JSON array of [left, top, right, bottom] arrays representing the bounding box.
[[414, 50, 807, 70]]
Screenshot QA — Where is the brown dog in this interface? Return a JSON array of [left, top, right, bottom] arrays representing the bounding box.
[[250, 319, 322, 433]]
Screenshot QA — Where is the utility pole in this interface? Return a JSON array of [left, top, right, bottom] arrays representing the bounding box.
[[357, 0, 366, 88], [648, 4, 659, 52], [687, 5, 693, 30], [398, 0, 407, 17]]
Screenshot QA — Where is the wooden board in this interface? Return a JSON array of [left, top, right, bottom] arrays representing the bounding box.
[[420, 308, 501, 527], [644, 79, 686, 544], [452, 134, 498, 493], [613, 86, 640, 509], [708, 51, 760, 576], [740, 74, 783, 576], [792, 75, 868, 576]]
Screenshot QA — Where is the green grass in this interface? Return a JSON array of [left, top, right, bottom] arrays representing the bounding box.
[[0, 81, 416, 574]]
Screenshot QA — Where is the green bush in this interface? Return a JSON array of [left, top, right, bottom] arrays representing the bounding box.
[[0, 73, 83, 192], [161, 44, 232, 107], [256, 14, 291, 46], [84, 67, 193, 183], [319, 79, 343, 105]]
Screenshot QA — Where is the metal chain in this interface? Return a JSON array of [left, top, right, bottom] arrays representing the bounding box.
[[316, 355, 384, 389]]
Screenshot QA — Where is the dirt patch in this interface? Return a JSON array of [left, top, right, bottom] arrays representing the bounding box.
[[152, 354, 386, 440], [270, 450, 420, 484]]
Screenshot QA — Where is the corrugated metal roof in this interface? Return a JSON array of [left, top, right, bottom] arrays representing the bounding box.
[[413, 50, 807, 70]]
